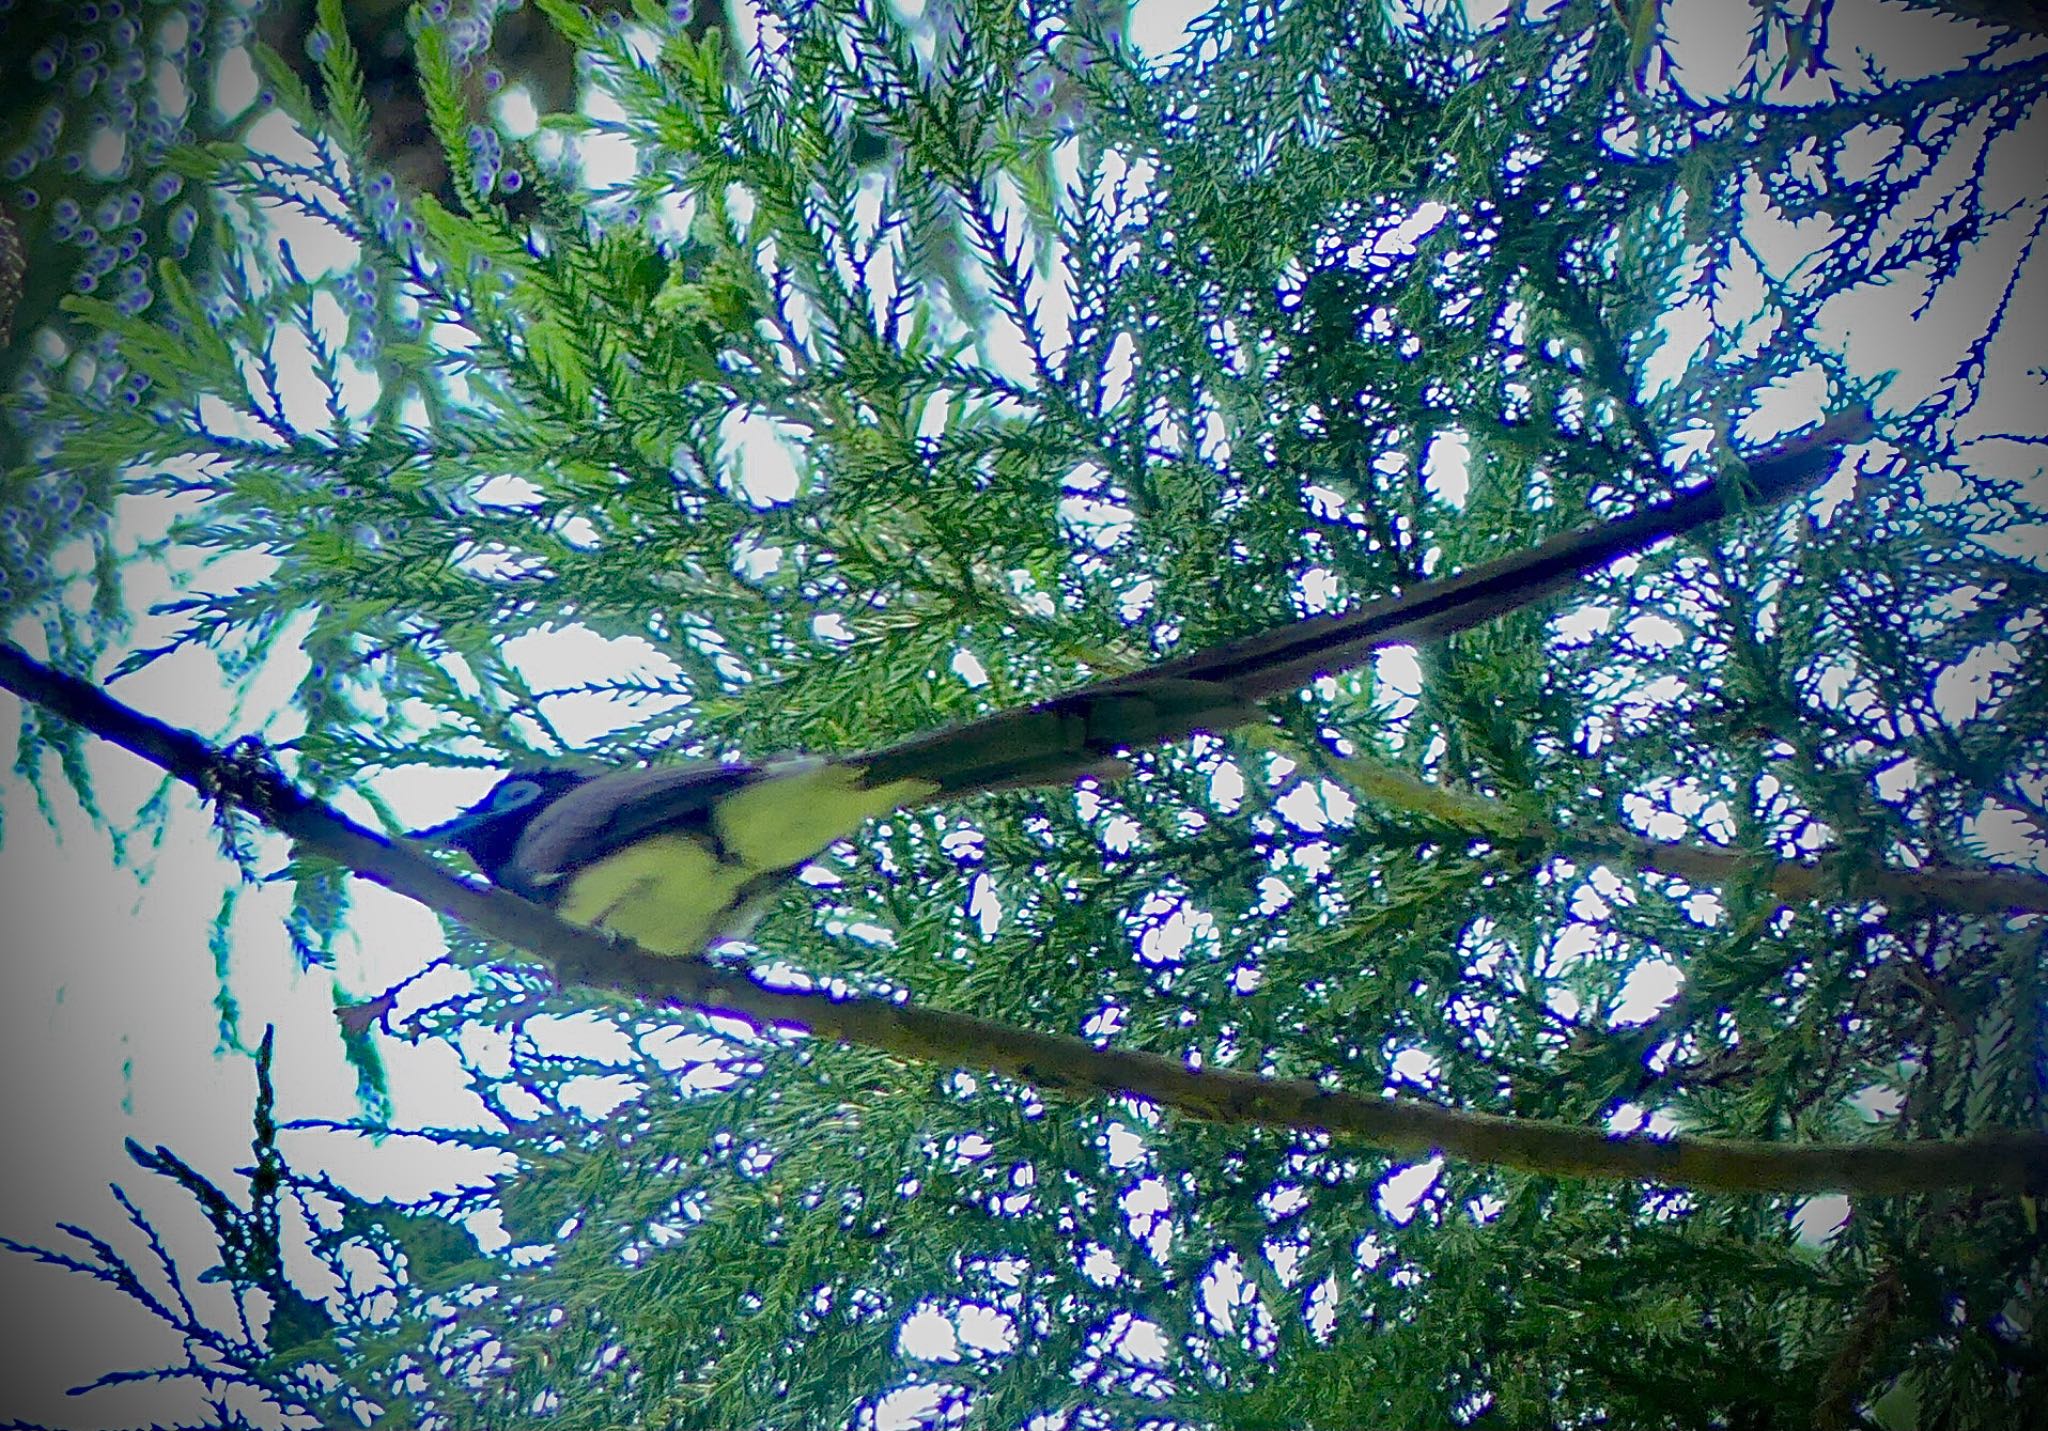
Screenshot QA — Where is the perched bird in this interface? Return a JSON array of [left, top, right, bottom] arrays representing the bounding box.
[[420, 411, 1874, 958]]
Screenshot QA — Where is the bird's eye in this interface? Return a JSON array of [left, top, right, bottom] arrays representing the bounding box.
[[493, 779, 545, 811]]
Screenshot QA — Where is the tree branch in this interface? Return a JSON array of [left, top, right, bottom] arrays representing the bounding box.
[[4, 639, 2042, 1197], [1594, 832, 2048, 915], [1321, 749, 2048, 915]]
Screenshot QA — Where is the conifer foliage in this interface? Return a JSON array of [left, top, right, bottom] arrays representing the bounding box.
[[2, 0, 2044, 1427]]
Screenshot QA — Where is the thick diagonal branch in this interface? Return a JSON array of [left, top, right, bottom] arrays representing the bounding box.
[[4, 639, 2041, 1196]]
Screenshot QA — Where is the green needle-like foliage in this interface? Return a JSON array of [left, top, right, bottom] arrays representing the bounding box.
[[3, 1, 2043, 1428]]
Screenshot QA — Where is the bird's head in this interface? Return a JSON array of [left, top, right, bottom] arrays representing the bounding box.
[[414, 769, 594, 885]]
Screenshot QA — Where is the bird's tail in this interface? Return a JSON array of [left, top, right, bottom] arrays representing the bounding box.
[[853, 409, 1875, 802]]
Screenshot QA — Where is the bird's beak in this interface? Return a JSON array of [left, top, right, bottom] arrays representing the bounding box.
[[408, 808, 487, 844]]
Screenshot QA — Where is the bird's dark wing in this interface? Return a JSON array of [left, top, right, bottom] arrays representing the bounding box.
[[855, 679, 1257, 797], [507, 761, 766, 887]]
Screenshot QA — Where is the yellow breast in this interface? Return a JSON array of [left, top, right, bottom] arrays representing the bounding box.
[[552, 763, 940, 956], [556, 835, 758, 957]]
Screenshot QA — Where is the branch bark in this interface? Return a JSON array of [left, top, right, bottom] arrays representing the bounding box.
[[1901, 0, 2048, 38], [1596, 832, 2048, 915], [1320, 748, 2048, 915], [4, 639, 2043, 1197]]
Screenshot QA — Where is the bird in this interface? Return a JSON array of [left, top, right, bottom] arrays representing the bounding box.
[[419, 410, 1874, 959]]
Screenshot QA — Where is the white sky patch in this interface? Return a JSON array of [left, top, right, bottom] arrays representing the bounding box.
[[1253, 876, 1293, 914], [950, 649, 989, 687], [1297, 565, 1341, 614], [854, 184, 902, 322], [1382, 202, 1451, 253], [721, 410, 802, 505], [959, 1304, 1016, 1355], [900, 1306, 959, 1362], [1968, 804, 2048, 870], [1028, 229, 1075, 360], [1100, 331, 1138, 413], [496, 83, 540, 136], [1373, 642, 1422, 698], [557, 1073, 640, 1119], [1305, 1274, 1340, 1338], [430, 310, 481, 363], [967, 872, 1003, 937], [1134, 895, 1207, 967], [1084, 999, 1128, 1041], [1266, 1238, 1304, 1286], [1376, 1158, 1442, 1225], [1792, 1195, 1851, 1247], [1200, 1252, 1245, 1334], [1208, 759, 1244, 811], [1422, 428, 1471, 507], [872, 1384, 952, 1431], [642, 1026, 730, 1070], [939, 827, 985, 865], [1605, 1104, 1680, 1139], [263, 324, 343, 433], [1852, 1073, 1908, 1120], [1931, 642, 2022, 726], [1612, 959, 1683, 1025], [1303, 481, 1346, 519], [1080, 1244, 1122, 1286], [915, 389, 956, 441], [1873, 756, 1921, 804], [1274, 777, 1355, 833], [1554, 603, 1615, 643], [498, 627, 684, 746], [457, 1021, 515, 1080], [314, 297, 382, 415], [1736, 369, 1835, 449], [576, 84, 640, 199], [1291, 840, 1335, 880], [1548, 917, 1597, 962], [1622, 792, 1690, 843], [1273, 781, 1328, 832], [525, 1012, 635, 1064], [1102, 813, 1142, 853], [1681, 890, 1725, 926], [194, 388, 272, 445], [1120, 1175, 1173, 1261], [1114, 1316, 1169, 1367], [213, 43, 260, 120], [449, 542, 537, 584], [1197, 404, 1232, 467], [1060, 491, 1136, 550], [1462, 924, 1503, 978], [1642, 297, 1712, 395], [1713, 248, 1773, 357], [1103, 1122, 1148, 1168], [1371, 646, 1422, 748], [735, 539, 783, 581], [1623, 612, 1686, 651], [1129, 0, 1215, 57], [1569, 881, 1611, 923], [1390, 1046, 1440, 1088]]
